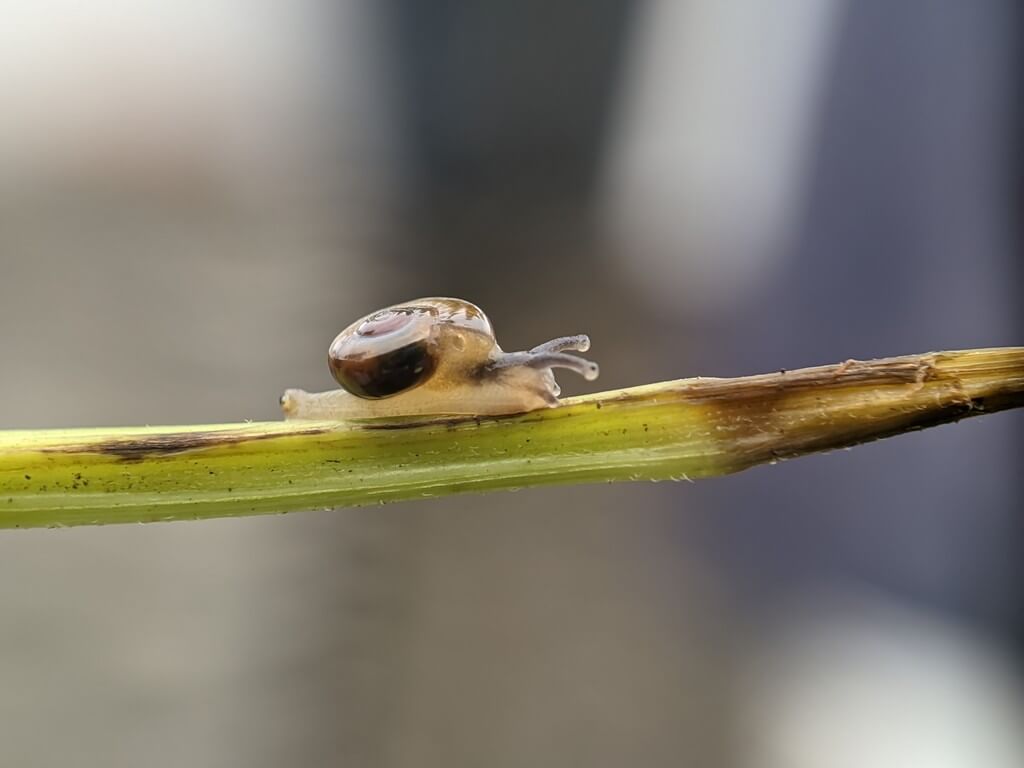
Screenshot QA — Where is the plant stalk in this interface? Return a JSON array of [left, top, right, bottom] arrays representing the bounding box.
[[1, 347, 1021, 529]]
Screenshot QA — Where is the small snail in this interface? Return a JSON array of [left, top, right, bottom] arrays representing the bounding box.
[[281, 297, 598, 420]]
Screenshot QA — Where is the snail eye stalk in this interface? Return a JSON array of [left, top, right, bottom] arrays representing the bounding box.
[[485, 335, 599, 381]]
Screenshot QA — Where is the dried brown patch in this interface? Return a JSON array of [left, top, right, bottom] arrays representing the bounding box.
[[46, 426, 331, 462]]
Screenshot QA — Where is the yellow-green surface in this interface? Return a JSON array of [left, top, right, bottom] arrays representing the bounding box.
[[1, 347, 1021, 529]]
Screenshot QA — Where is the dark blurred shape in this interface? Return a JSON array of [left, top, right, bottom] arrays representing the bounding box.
[[691, 0, 1024, 641], [388, 2, 633, 202], [377, 1, 637, 298]]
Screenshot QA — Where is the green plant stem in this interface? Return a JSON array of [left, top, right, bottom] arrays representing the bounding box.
[[1, 347, 1021, 529]]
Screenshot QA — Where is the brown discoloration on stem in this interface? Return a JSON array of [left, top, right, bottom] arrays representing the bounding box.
[[44, 425, 333, 462], [681, 349, 1023, 473]]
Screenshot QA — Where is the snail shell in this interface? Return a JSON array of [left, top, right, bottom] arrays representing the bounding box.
[[281, 297, 598, 420]]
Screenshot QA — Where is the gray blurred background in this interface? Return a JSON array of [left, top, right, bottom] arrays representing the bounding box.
[[0, 2, 1021, 766]]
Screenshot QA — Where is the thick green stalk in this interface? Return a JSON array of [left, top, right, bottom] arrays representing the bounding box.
[[1, 347, 1021, 529]]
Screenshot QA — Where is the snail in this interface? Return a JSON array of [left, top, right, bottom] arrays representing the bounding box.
[[281, 297, 598, 420]]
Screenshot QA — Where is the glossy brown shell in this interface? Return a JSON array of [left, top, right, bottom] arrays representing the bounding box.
[[328, 298, 497, 399]]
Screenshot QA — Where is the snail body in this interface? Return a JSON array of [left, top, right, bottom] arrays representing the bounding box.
[[281, 297, 598, 420]]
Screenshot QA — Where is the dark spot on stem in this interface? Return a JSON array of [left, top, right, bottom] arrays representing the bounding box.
[[44, 426, 331, 462]]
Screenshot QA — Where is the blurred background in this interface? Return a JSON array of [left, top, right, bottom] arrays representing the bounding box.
[[0, 1, 1021, 765]]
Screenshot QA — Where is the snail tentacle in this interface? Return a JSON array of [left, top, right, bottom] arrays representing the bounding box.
[[529, 334, 591, 355], [488, 350, 600, 381]]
